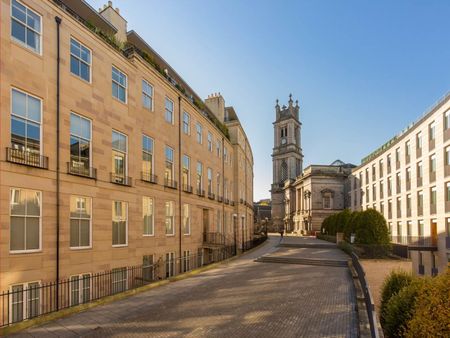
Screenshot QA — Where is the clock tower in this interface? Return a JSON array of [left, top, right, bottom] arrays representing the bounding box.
[[270, 94, 303, 229]]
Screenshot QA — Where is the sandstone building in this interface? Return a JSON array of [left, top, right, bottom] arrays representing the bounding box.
[[0, 0, 254, 311], [349, 93, 450, 276], [271, 95, 303, 229]]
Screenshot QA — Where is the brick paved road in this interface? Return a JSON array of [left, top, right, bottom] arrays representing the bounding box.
[[14, 236, 358, 338]]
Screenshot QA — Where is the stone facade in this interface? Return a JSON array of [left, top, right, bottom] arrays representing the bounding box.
[[284, 161, 354, 233], [0, 0, 254, 293], [271, 95, 303, 229], [349, 93, 450, 277]]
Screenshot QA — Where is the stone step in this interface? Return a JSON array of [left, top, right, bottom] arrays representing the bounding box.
[[278, 243, 337, 249], [255, 255, 348, 267]]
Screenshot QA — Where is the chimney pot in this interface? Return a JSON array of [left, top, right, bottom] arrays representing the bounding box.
[[108, 1, 112, 6]]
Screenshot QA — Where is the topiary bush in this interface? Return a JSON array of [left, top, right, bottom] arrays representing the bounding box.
[[382, 277, 430, 337], [380, 270, 414, 328], [405, 271, 450, 337], [354, 209, 390, 245]]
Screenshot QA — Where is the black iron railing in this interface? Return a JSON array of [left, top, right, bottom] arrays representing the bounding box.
[[110, 173, 132, 186], [391, 235, 437, 249], [164, 178, 177, 189], [67, 162, 97, 179], [217, 196, 223, 202], [0, 247, 236, 327], [6, 148, 48, 169], [141, 171, 157, 184], [224, 198, 230, 205], [196, 189, 205, 197], [208, 192, 215, 200]]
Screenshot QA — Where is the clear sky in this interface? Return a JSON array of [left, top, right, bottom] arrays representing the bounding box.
[[90, 0, 450, 201]]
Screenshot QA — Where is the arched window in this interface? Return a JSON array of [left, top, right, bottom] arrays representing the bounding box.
[[280, 160, 288, 182]]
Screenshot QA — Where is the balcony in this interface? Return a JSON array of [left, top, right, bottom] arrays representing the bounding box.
[[67, 162, 96, 179], [240, 198, 244, 204], [217, 196, 223, 203], [224, 198, 230, 205], [6, 148, 48, 169], [182, 184, 193, 193], [208, 192, 215, 200], [141, 171, 157, 184], [391, 236, 437, 251], [164, 178, 178, 189], [110, 173, 132, 186], [230, 201, 235, 206], [196, 188, 205, 197]]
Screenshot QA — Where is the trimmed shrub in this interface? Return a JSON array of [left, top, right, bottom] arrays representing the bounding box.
[[355, 209, 390, 245], [406, 271, 450, 337], [383, 277, 430, 338], [380, 270, 414, 327]]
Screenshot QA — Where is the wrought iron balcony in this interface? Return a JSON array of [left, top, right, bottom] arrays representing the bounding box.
[[217, 196, 223, 203], [182, 184, 193, 193], [230, 201, 235, 206], [110, 173, 132, 186], [224, 198, 230, 205], [141, 171, 157, 184], [6, 148, 48, 169], [164, 178, 177, 189], [208, 192, 215, 200], [240, 198, 244, 204], [196, 188, 205, 197], [67, 162, 96, 179]]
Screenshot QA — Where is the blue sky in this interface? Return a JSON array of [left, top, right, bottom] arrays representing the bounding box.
[[90, 0, 450, 200]]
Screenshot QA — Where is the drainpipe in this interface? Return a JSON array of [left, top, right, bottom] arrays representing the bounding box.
[[55, 15, 62, 310], [222, 137, 225, 244], [178, 96, 182, 272]]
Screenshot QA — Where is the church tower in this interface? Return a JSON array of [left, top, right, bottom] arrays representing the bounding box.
[[271, 94, 303, 229]]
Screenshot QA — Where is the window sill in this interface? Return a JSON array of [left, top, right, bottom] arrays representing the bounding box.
[[11, 38, 42, 57], [70, 72, 92, 85], [112, 96, 128, 106], [112, 244, 128, 248], [165, 234, 175, 237], [10, 249, 42, 254], [70, 246, 92, 250], [142, 234, 155, 237]]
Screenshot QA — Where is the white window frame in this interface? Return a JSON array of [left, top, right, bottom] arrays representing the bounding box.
[[207, 132, 212, 151], [143, 196, 154, 236], [142, 134, 154, 176], [70, 112, 92, 170], [70, 37, 92, 83], [10, 87, 43, 156], [183, 112, 190, 135], [182, 154, 190, 187], [165, 146, 174, 182], [112, 201, 128, 247], [111, 267, 128, 293], [142, 79, 153, 111], [165, 97, 174, 124], [9, 280, 41, 324], [69, 273, 91, 306], [196, 123, 203, 144], [112, 130, 128, 178], [183, 204, 190, 235], [112, 66, 127, 104], [10, 0, 42, 55], [165, 201, 175, 236], [69, 195, 92, 249], [9, 188, 42, 253]]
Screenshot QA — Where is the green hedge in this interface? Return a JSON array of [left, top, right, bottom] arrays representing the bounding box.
[[380, 270, 449, 337]]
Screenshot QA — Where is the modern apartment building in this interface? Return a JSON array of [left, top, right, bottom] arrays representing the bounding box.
[[349, 93, 450, 276], [0, 0, 254, 299]]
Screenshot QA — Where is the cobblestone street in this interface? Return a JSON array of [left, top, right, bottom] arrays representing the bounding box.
[[14, 236, 358, 338]]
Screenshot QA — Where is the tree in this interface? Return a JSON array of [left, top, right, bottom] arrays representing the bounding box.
[[355, 209, 390, 245]]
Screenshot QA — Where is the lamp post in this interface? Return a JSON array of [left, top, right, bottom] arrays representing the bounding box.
[[304, 190, 312, 233]]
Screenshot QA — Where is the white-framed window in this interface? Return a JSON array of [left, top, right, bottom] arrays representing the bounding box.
[[70, 38, 91, 82], [430, 186, 437, 205], [197, 161, 203, 190], [143, 197, 154, 236], [10, 188, 41, 252], [417, 161, 423, 178], [182, 155, 190, 187], [111, 267, 127, 293], [224, 147, 228, 163], [70, 274, 91, 306], [445, 111, 450, 130], [165, 97, 174, 124], [165, 201, 174, 235], [112, 201, 128, 246], [143, 255, 154, 281], [70, 196, 91, 249], [165, 146, 174, 182], [142, 134, 154, 176], [182, 250, 191, 273], [112, 66, 127, 103], [10, 281, 40, 323], [11, 88, 42, 155], [430, 154, 436, 173], [183, 204, 190, 235], [207, 168, 213, 193], [183, 112, 190, 135], [142, 79, 153, 111], [207, 132, 213, 151], [112, 130, 127, 182], [70, 113, 92, 175], [429, 121, 436, 140], [417, 191, 423, 208], [216, 139, 221, 157], [165, 252, 175, 278], [217, 210, 222, 232], [416, 132, 422, 149], [418, 220, 424, 237], [196, 123, 203, 144], [11, 0, 41, 54], [405, 141, 411, 158]]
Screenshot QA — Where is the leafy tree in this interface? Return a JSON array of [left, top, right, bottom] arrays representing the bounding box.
[[355, 209, 390, 245]]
